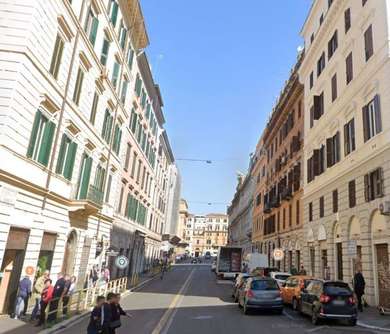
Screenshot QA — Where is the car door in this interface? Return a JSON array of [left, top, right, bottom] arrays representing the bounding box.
[[307, 281, 322, 315], [238, 279, 249, 305], [301, 281, 315, 315], [281, 278, 291, 302]]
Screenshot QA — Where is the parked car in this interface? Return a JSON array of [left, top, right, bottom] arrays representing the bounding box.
[[300, 280, 357, 326], [270, 272, 291, 287], [232, 273, 251, 302], [205, 251, 211, 260], [280, 275, 313, 310], [237, 277, 283, 315], [191, 258, 202, 264], [211, 260, 216, 272]]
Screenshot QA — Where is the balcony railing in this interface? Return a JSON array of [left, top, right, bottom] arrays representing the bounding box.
[[87, 184, 104, 206], [263, 202, 272, 214]]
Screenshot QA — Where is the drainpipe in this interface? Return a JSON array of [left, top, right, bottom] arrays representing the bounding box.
[[42, 0, 88, 210]]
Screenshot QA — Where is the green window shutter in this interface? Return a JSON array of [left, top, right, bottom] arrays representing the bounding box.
[[63, 141, 77, 180], [107, 114, 113, 143], [101, 109, 109, 138], [131, 112, 137, 134], [113, 124, 119, 153], [126, 194, 131, 218], [90, 92, 99, 124], [112, 62, 119, 88], [89, 17, 99, 46], [110, 1, 118, 26], [38, 120, 55, 166], [50, 35, 64, 79], [27, 110, 42, 158], [100, 38, 110, 66], [73, 68, 84, 105], [55, 134, 67, 173], [146, 103, 151, 119], [121, 80, 128, 104], [135, 75, 142, 96], [78, 155, 92, 199], [120, 27, 127, 49], [127, 49, 134, 69], [116, 128, 122, 154]]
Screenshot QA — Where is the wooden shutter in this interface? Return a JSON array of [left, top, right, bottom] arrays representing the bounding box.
[[364, 174, 370, 202], [335, 132, 340, 163], [344, 123, 349, 156], [346, 53, 353, 84], [364, 25, 373, 60], [331, 73, 337, 101], [374, 95, 382, 133], [90, 17, 99, 46], [333, 190, 338, 213], [326, 137, 333, 168], [362, 105, 370, 142], [79, 155, 92, 199], [101, 39, 110, 65], [27, 110, 42, 158], [313, 149, 320, 176], [38, 120, 55, 166], [110, 1, 119, 26], [351, 119, 356, 151], [55, 134, 67, 173], [377, 168, 384, 197], [313, 95, 321, 120], [344, 8, 351, 33], [63, 141, 77, 180], [101, 109, 109, 138], [349, 180, 356, 208]]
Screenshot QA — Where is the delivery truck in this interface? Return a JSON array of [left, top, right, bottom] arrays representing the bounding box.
[[242, 253, 268, 273], [216, 246, 243, 279]]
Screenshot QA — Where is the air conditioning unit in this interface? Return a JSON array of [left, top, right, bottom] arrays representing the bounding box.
[[379, 201, 390, 215]]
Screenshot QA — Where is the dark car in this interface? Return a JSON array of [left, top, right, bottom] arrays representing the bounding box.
[[300, 280, 357, 326], [237, 277, 283, 315], [232, 273, 251, 302]]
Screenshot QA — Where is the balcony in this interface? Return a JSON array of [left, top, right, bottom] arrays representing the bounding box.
[[270, 198, 280, 208], [263, 202, 272, 214], [87, 184, 104, 206], [281, 188, 292, 201]]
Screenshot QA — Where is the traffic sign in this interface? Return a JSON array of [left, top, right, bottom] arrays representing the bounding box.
[[273, 248, 284, 261], [115, 255, 129, 269]]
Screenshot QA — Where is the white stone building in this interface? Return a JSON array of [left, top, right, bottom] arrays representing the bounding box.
[[0, 0, 178, 313], [299, 0, 390, 306]]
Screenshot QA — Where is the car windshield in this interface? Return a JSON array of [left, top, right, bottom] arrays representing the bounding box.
[[324, 282, 351, 295], [251, 280, 279, 290], [275, 274, 290, 281]]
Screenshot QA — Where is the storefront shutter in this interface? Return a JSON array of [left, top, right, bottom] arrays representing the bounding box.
[[27, 110, 42, 158], [38, 120, 55, 166]]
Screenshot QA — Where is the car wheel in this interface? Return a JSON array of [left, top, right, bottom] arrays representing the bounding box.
[[292, 298, 298, 311], [311, 309, 320, 326], [348, 319, 357, 326]]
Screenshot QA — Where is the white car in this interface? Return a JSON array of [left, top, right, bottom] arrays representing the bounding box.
[[270, 272, 291, 287]]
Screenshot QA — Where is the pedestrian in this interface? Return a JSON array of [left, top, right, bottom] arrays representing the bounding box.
[[91, 265, 99, 287], [48, 272, 66, 322], [36, 279, 53, 326], [299, 265, 307, 275], [103, 267, 110, 283], [14, 275, 32, 319], [353, 269, 366, 312], [109, 293, 131, 334], [62, 275, 76, 317], [31, 270, 50, 321], [87, 296, 106, 334]]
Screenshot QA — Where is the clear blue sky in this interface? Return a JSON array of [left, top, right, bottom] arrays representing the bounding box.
[[141, 1, 312, 214]]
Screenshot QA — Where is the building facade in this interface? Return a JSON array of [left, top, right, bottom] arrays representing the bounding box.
[[227, 167, 255, 257], [252, 55, 304, 272], [299, 0, 390, 306], [0, 0, 178, 314]]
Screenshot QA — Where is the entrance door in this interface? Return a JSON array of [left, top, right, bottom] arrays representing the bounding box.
[[62, 231, 77, 276], [0, 228, 29, 314], [376, 244, 390, 307], [77, 236, 92, 289], [336, 243, 343, 280], [310, 247, 315, 276]]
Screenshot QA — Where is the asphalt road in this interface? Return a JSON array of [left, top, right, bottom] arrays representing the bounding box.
[[60, 263, 380, 334]]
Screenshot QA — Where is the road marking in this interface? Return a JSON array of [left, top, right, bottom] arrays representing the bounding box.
[[216, 280, 234, 285], [305, 326, 329, 333], [192, 315, 213, 320], [282, 309, 297, 321], [151, 268, 195, 334]]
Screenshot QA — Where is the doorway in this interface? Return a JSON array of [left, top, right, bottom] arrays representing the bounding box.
[[321, 249, 328, 279], [336, 242, 343, 280], [77, 236, 92, 289], [310, 247, 315, 276], [0, 228, 29, 314], [62, 231, 77, 276], [376, 244, 390, 307]]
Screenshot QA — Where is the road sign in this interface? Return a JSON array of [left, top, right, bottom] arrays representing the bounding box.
[[115, 255, 129, 269], [273, 248, 284, 261], [347, 240, 357, 258]]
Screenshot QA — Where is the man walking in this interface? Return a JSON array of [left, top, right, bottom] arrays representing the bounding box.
[[14, 275, 32, 319], [48, 273, 66, 322], [353, 269, 366, 312], [31, 270, 50, 321]]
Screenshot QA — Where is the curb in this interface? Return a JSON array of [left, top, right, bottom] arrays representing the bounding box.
[[40, 274, 159, 334], [357, 321, 390, 332]]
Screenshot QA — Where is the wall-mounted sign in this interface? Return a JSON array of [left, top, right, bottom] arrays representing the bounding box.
[[25, 266, 35, 276], [273, 248, 284, 261], [115, 256, 129, 269]]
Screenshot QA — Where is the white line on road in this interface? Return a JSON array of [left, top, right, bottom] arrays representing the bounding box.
[[151, 268, 195, 334], [282, 309, 297, 321], [305, 325, 329, 333]]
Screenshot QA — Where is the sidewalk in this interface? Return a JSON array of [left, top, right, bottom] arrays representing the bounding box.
[[0, 271, 159, 334], [358, 307, 390, 332]]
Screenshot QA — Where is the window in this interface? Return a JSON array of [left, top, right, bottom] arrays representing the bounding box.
[[332, 189, 338, 213], [289, 204, 292, 227], [100, 37, 110, 66], [49, 34, 64, 79], [94, 165, 106, 192], [319, 13, 324, 25], [27, 110, 55, 167], [346, 52, 353, 84], [326, 132, 340, 168], [309, 202, 313, 222], [328, 30, 338, 60], [85, 9, 99, 46], [111, 62, 120, 88], [331, 73, 337, 102], [72, 67, 84, 105], [119, 21, 127, 49], [317, 52, 325, 76], [283, 208, 286, 229], [309, 105, 314, 128], [256, 194, 261, 206], [130, 108, 137, 134], [313, 92, 324, 120], [90, 92, 99, 124], [101, 109, 113, 143], [319, 196, 324, 218], [77, 153, 92, 199], [105, 174, 112, 203], [130, 152, 137, 178], [124, 144, 131, 171], [348, 180, 356, 208], [296, 200, 300, 225], [328, 0, 333, 8], [310, 33, 314, 44], [121, 80, 128, 104], [344, 8, 351, 33], [363, 95, 382, 142], [117, 185, 124, 213], [112, 124, 122, 155], [364, 24, 374, 61], [56, 134, 77, 180], [364, 168, 384, 202], [309, 71, 314, 89], [344, 118, 355, 156], [127, 48, 134, 69], [109, 0, 119, 27], [135, 74, 142, 97], [362, 0, 367, 6], [136, 159, 142, 183]]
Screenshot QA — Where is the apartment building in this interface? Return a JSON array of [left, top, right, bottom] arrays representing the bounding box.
[[183, 212, 228, 257], [227, 166, 255, 257], [253, 55, 304, 272], [0, 0, 177, 313], [299, 0, 390, 306]]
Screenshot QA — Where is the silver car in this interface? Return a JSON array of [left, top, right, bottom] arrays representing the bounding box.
[[238, 277, 283, 315]]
